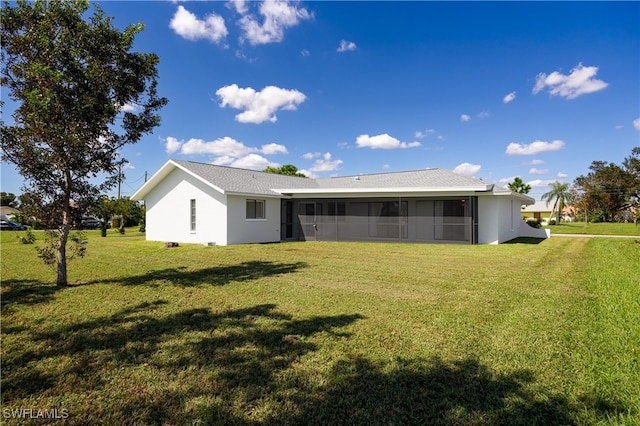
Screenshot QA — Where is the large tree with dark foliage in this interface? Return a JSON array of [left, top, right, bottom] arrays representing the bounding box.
[[1, 0, 167, 285], [573, 148, 640, 222]]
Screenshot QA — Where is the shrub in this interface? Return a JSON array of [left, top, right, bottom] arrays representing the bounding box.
[[526, 219, 541, 229], [18, 229, 36, 244]]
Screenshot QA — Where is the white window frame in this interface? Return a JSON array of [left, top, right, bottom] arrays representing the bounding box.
[[190, 199, 196, 232]]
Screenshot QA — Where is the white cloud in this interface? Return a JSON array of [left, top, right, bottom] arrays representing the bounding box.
[[355, 134, 421, 150], [170, 6, 228, 44], [499, 176, 517, 185], [633, 118, 640, 131], [227, 0, 248, 15], [216, 84, 307, 124], [505, 139, 565, 155], [522, 159, 545, 166], [230, 153, 273, 170], [460, 114, 471, 122], [557, 172, 568, 178], [503, 91, 516, 104], [477, 111, 490, 119], [529, 167, 550, 175], [453, 162, 481, 177], [527, 179, 557, 188], [301, 49, 310, 57], [302, 152, 320, 160], [532, 63, 608, 99], [238, 0, 312, 45], [165, 136, 183, 154], [308, 152, 343, 172], [382, 164, 390, 170], [164, 136, 288, 171], [337, 40, 357, 52], [260, 143, 288, 155], [415, 129, 435, 139]]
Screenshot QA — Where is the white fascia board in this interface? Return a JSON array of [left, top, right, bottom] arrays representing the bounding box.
[[275, 186, 491, 198], [226, 191, 285, 199], [131, 159, 225, 200]]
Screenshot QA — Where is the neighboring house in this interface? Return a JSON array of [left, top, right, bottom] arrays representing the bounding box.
[[521, 200, 554, 225], [0, 206, 20, 220], [521, 200, 574, 224], [132, 160, 549, 246]]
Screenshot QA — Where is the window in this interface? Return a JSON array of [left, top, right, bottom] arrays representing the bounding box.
[[190, 199, 196, 232], [246, 199, 265, 219]]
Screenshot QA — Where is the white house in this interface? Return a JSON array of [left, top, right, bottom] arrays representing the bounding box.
[[131, 160, 549, 246]]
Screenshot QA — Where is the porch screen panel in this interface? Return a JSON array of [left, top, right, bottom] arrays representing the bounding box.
[[368, 201, 408, 240], [434, 199, 469, 242]]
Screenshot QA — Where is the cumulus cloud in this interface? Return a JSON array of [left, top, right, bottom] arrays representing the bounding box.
[[557, 172, 568, 178], [503, 91, 516, 104], [477, 111, 490, 119], [229, 153, 273, 170], [164, 136, 287, 170], [522, 159, 545, 166], [460, 114, 471, 122], [306, 152, 343, 172], [238, 0, 312, 45], [532, 63, 608, 99], [505, 140, 565, 156], [453, 163, 481, 177], [170, 5, 228, 44], [216, 84, 307, 124], [499, 176, 517, 185], [337, 40, 357, 52], [165, 136, 183, 154], [529, 167, 550, 175], [634, 118, 640, 131], [355, 134, 421, 150], [227, 0, 248, 14], [527, 179, 557, 188]]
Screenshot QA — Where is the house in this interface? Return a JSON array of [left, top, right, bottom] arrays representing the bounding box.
[[521, 200, 574, 225], [131, 160, 549, 246], [521, 200, 554, 225]]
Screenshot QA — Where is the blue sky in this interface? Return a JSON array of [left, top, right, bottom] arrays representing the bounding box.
[[2, 1, 639, 200]]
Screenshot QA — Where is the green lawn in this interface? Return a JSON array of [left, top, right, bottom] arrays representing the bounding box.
[[545, 221, 640, 236], [1, 230, 639, 425]]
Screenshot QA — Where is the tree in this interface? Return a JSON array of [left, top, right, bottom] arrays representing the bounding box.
[[541, 181, 572, 224], [263, 164, 307, 177], [1, 0, 167, 286], [574, 154, 638, 222], [0, 192, 19, 207], [507, 177, 531, 194]]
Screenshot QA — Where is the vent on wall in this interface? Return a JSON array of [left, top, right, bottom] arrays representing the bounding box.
[[205, 242, 216, 247]]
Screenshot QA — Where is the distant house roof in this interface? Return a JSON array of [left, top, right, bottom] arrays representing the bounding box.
[[132, 159, 534, 203], [521, 200, 554, 213], [0, 206, 20, 216]]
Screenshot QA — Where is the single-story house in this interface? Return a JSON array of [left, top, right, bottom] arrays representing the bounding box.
[[131, 160, 549, 246], [521, 200, 554, 224], [521, 200, 574, 224]]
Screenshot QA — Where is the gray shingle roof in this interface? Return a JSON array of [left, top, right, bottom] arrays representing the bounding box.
[[172, 160, 493, 196]]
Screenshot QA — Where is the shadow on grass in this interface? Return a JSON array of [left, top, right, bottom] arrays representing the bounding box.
[[1, 278, 61, 313], [3, 297, 632, 424], [504, 237, 547, 245], [107, 260, 308, 287]]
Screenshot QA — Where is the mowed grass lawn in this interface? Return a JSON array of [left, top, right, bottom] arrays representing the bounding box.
[[545, 222, 640, 236], [1, 231, 639, 425]]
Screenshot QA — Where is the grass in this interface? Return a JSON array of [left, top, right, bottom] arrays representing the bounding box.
[[544, 221, 640, 236], [1, 229, 639, 425]]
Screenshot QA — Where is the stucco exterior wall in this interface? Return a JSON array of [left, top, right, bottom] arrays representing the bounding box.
[[144, 168, 228, 245], [226, 195, 282, 245]]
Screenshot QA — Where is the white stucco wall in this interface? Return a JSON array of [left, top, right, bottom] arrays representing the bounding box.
[[478, 195, 549, 244], [226, 195, 282, 245], [144, 168, 228, 245]]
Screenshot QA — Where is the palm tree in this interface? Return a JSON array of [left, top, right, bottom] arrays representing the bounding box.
[[541, 181, 572, 224]]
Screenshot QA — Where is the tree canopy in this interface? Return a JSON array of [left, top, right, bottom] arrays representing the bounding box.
[[1, 0, 167, 285], [507, 177, 531, 194], [263, 164, 307, 177], [573, 147, 639, 222], [541, 181, 572, 224]]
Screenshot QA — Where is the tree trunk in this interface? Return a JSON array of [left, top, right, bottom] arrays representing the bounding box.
[[56, 224, 70, 287]]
